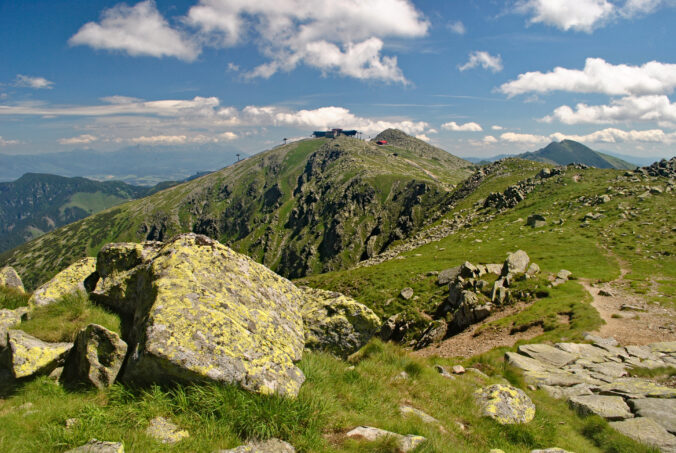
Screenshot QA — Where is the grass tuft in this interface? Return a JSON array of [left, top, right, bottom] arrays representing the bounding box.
[[0, 286, 31, 310]]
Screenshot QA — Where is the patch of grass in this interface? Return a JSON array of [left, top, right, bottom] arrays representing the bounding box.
[[581, 416, 659, 453], [0, 286, 31, 310], [19, 292, 121, 342], [627, 366, 676, 383]]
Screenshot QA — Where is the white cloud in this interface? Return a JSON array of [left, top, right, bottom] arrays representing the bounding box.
[[186, 0, 428, 83], [427, 128, 438, 134], [14, 75, 54, 89], [500, 132, 549, 145], [542, 95, 676, 126], [0, 136, 20, 146], [459, 51, 503, 73], [69, 0, 199, 61], [483, 135, 498, 144], [491, 125, 504, 130], [100, 95, 142, 104], [58, 134, 98, 145], [415, 134, 431, 142], [620, 0, 674, 17], [447, 21, 466, 35], [442, 121, 483, 132], [550, 127, 676, 144], [500, 58, 676, 97], [515, 0, 614, 32]]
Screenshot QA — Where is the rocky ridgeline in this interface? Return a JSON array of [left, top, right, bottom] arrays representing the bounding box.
[[0, 234, 380, 398], [358, 163, 564, 269], [507, 336, 676, 452], [636, 157, 676, 178]]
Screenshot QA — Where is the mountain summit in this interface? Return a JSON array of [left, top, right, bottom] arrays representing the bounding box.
[[520, 139, 636, 169]]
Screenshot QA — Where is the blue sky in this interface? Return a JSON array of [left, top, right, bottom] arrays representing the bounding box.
[[1, 0, 675, 159]]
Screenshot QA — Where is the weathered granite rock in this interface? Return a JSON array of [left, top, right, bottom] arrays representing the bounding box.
[[450, 291, 492, 332], [475, 384, 536, 424], [502, 250, 530, 276], [434, 364, 454, 379], [650, 342, 676, 354], [568, 394, 633, 420], [598, 378, 676, 399], [146, 416, 189, 444], [609, 417, 676, 452], [215, 439, 295, 453], [438, 266, 461, 285], [0, 266, 24, 293], [485, 264, 503, 275], [399, 405, 439, 424], [0, 307, 29, 348], [98, 234, 307, 397], [505, 351, 549, 372], [629, 399, 676, 434], [6, 330, 71, 379], [527, 214, 546, 228], [540, 383, 593, 399], [346, 426, 426, 452], [64, 439, 124, 453], [29, 257, 96, 307], [555, 343, 609, 362], [526, 263, 541, 276], [61, 324, 127, 389], [415, 320, 447, 349], [400, 287, 414, 300], [518, 344, 577, 368], [300, 287, 380, 358]]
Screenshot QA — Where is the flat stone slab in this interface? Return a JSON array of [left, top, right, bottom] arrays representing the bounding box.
[[216, 439, 295, 453], [518, 344, 577, 368], [505, 352, 549, 372], [346, 426, 426, 452], [568, 394, 633, 421], [599, 378, 676, 399], [524, 370, 589, 387], [399, 405, 439, 424], [65, 439, 124, 453], [650, 342, 676, 354], [555, 343, 610, 362], [629, 398, 676, 434], [145, 416, 189, 444], [540, 383, 593, 399], [609, 417, 676, 452], [583, 362, 629, 378]]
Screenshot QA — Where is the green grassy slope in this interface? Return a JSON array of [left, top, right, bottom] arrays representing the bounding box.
[[520, 140, 636, 169], [0, 134, 472, 289]]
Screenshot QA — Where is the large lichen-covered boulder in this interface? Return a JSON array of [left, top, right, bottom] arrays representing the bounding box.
[[300, 287, 381, 358], [5, 329, 72, 379], [96, 234, 306, 397], [90, 241, 163, 314], [29, 257, 96, 307], [0, 307, 29, 349], [502, 250, 530, 276], [61, 324, 127, 389], [475, 384, 536, 424], [0, 266, 25, 293]]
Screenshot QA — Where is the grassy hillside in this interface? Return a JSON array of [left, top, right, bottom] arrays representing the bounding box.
[[0, 134, 473, 289], [520, 140, 636, 169]]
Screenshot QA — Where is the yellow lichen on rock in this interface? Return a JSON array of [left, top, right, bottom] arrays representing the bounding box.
[[29, 257, 96, 307], [7, 329, 72, 379], [475, 384, 536, 424], [0, 266, 25, 293]]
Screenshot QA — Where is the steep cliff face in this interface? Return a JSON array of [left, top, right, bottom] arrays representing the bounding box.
[[1, 132, 472, 289]]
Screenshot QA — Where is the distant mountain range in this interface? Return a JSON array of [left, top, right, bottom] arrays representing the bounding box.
[[467, 140, 638, 169], [0, 145, 243, 186]]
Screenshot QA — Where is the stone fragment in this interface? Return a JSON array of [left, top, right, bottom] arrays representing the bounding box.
[[96, 234, 306, 397], [399, 405, 439, 424], [598, 378, 676, 399], [650, 342, 676, 354], [0, 266, 24, 293], [437, 267, 461, 286], [523, 370, 589, 387], [29, 257, 96, 307], [415, 320, 447, 349], [475, 384, 536, 424], [527, 214, 546, 228], [434, 364, 454, 379], [452, 365, 466, 374], [540, 383, 593, 399], [346, 426, 426, 452], [485, 264, 503, 275], [300, 287, 380, 358], [598, 289, 614, 297], [64, 439, 124, 453], [583, 362, 628, 378], [555, 343, 609, 362], [502, 250, 530, 276], [145, 416, 189, 444], [556, 270, 572, 281], [518, 344, 577, 368], [400, 287, 414, 300], [629, 398, 676, 434], [6, 330, 71, 379], [505, 351, 549, 372], [609, 417, 676, 452], [568, 394, 633, 421], [215, 439, 295, 453], [0, 307, 29, 348], [61, 324, 127, 389], [526, 263, 541, 276]]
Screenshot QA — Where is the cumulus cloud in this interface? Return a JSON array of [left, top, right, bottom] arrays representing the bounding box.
[[542, 95, 676, 126], [58, 134, 98, 145], [415, 134, 431, 142], [515, 0, 614, 32], [492, 125, 505, 131], [500, 58, 676, 97], [69, 0, 199, 61], [14, 75, 54, 89], [483, 135, 498, 144], [0, 136, 20, 146], [447, 21, 466, 35], [459, 51, 503, 73], [500, 132, 549, 145], [550, 127, 676, 144], [186, 0, 428, 83], [442, 121, 483, 132]]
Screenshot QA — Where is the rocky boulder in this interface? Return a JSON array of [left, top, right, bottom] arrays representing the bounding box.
[[502, 250, 530, 276], [216, 439, 296, 453], [61, 324, 127, 389], [475, 384, 536, 424], [65, 439, 124, 453], [437, 266, 461, 285], [4, 329, 71, 379], [450, 291, 492, 333], [346, 426, 426, 452], [94, 234, 306, 397], [300, 287, 380, 358], [0, 307, 29, 348], [29, 257, 96, 307], [0, 266, 24, 293]]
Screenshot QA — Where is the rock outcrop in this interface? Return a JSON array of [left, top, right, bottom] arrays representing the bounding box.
[[0, 307, 28, 348], [0, 266, 24, 293], [475, 384, 536, 424], [92, 234, 306, 397], [346, 426, 426, 452], [300, 287, 380, 358], [5, 329, 71, 379], [61, 324, 127, 389], [29, 257, 96, 307]]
